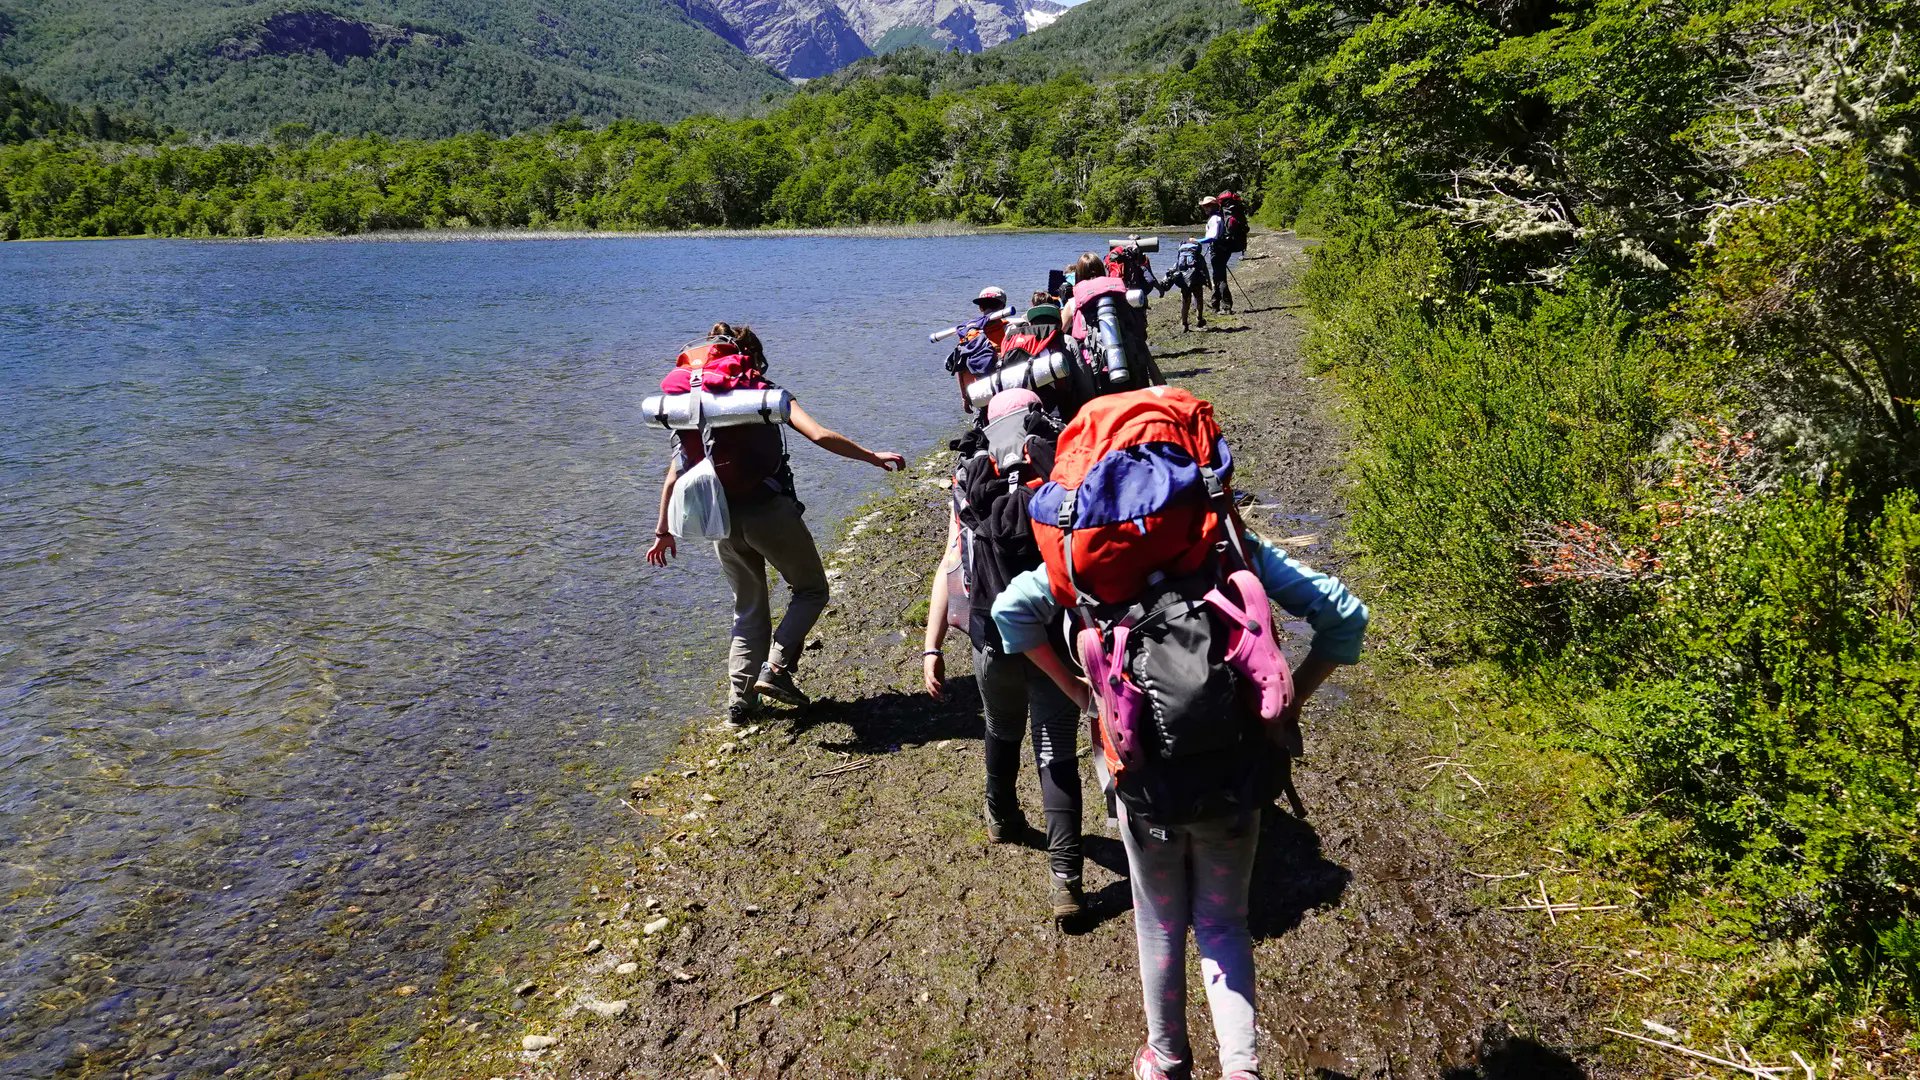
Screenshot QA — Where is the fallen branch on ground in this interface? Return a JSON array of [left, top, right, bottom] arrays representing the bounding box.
[[1601, 1026, 1798, 1078], [811, 759, 872, 779]]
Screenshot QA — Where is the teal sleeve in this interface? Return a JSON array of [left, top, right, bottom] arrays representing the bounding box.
[[990, 566, 1060, 655], [1245, 535, 1370, 665]]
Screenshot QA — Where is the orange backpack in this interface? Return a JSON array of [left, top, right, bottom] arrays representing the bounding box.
[[1027, 387, 1234, 607]]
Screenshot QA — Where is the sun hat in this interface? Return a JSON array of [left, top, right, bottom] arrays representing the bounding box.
[[986, 387, 1043, 422], [974, 286, 1008, 306], [1199, 195, 1219, 206], [1027, 303, 1062, 324]]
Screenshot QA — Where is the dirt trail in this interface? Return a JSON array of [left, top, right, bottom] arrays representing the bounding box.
[[429, 233, 1622, 1080]]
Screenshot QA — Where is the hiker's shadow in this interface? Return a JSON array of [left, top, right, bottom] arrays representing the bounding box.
[[1441, 1030, 1589, 1078], [1248, 809, 1350, 940], [797, 679, 987, 753]]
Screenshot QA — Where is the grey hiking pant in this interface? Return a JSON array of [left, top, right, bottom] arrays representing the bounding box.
[[1119, 803, 1260, 1076], [713, 494, 828, 706], [974, 646, 1083, 881]]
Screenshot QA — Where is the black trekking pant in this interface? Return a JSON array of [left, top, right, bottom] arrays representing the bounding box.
[[1210, 248, 1234, 312], [975, 646, 1083, 882]]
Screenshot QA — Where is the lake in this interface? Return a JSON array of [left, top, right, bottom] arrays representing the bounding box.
[[0, 231, 1099, 1076]]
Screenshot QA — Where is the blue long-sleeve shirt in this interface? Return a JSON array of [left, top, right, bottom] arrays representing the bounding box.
[[990, 534, 1369, 665]]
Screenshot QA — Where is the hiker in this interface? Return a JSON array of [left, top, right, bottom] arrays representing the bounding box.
[[1064, 252, 1160, 392], [1163, 236, 1210, 332], [991, 388, 1368, 1080], [946, 286, 1012, 413], [646, 322, 906, 724], [1202, 193, 1249, 314], [921, 387, 1086, 923]]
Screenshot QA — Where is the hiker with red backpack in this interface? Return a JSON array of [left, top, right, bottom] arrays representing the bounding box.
[[990, 387, 1368, 1080], [921, 387, 1087, 924], [1201, 193, 1250, 315], [644, 323, 906, 725]]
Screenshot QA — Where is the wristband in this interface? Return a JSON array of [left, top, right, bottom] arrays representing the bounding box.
[[654, 530, 670, 538], [922, 649, 942, 657]]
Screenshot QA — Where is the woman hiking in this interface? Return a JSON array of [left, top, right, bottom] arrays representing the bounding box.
[[993, 522, 1368, 1080], [920, 387, 1086, 925], [646, 323, 905, 724]]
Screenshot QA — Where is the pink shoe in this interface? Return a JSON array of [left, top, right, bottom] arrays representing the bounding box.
[[1224, 1072, 1264, 1080], [1132, 1043, 1189, 1080]]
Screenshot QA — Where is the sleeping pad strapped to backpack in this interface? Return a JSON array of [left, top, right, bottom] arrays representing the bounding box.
[[660, 337, 795, 505], [1028, 387, 1294, 825], [948, 403, 1063, 651]]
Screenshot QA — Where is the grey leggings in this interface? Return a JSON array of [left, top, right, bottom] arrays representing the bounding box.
[[713, 494, 828, 706], [1119, 804, 1260, 1076], [974, 646, 1083, 880]]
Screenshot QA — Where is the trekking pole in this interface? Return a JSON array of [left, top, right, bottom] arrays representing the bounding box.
[[1228, 264, 1255, 314]]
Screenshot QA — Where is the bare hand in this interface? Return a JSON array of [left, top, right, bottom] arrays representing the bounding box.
[[874, 451, 906, 472], [1065, 677, 1094, 714], [1268, 700, 1305, 756], [645, 534, 677, 566], [923, 653, 945, 700]]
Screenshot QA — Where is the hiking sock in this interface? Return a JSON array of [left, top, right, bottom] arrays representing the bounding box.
[[983, 736, 1024, 826]]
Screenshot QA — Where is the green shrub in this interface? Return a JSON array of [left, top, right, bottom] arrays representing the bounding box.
[[1306, 229, 1662, 657]]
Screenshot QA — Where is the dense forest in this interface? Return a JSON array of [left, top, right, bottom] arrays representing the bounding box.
[[5, 0, 1918, 1066], [0, 0, 790, 137], [0, 53, 1264, 236]]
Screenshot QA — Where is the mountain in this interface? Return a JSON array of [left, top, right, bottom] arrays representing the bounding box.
[[0, 0, 794, 138], [678, 0, 874, 78], [819, 0, 1257, 89], [686, 0, 1066, 78], [841, 0, 1060, 54]]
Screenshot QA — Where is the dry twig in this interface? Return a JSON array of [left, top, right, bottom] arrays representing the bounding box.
[[1602, 1027, 1794, 1078]]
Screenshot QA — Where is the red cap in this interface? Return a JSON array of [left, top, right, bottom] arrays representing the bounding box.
[[1218, 190, 1240, 202]]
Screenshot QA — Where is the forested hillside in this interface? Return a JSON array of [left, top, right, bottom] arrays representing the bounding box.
[[1, 73, 159, 144], [0, 0, 791, 137], [823, 0, 1257, 89]]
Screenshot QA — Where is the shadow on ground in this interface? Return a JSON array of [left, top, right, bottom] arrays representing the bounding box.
[[1250, 808, 1351, 940], [1442, 1028, 1591, 1079]]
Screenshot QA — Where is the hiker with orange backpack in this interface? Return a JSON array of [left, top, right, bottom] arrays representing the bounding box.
[[990, 387, 1368, 1080], [644, 323, 906, 724], [921, 387, 1087, 924]]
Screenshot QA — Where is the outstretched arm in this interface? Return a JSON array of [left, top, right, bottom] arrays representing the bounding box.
[[788, 401, 906, 471], [922, 516, 961, 699], [646, 456, 682, 566]]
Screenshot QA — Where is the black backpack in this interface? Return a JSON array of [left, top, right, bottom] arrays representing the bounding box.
[[949, 406, 1062, 653], [1092, 567, 1270, 826]]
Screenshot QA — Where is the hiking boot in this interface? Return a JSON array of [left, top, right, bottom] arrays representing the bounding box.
[[752, 662, 808, 707], [725, 696, 760, 726], [1050, 874, 1086, 921], [985, 802, 1029, 844], [1131, 1043, 1189, 1080]]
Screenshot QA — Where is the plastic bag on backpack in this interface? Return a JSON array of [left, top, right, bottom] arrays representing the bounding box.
[[668, 457, 732, 540]]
